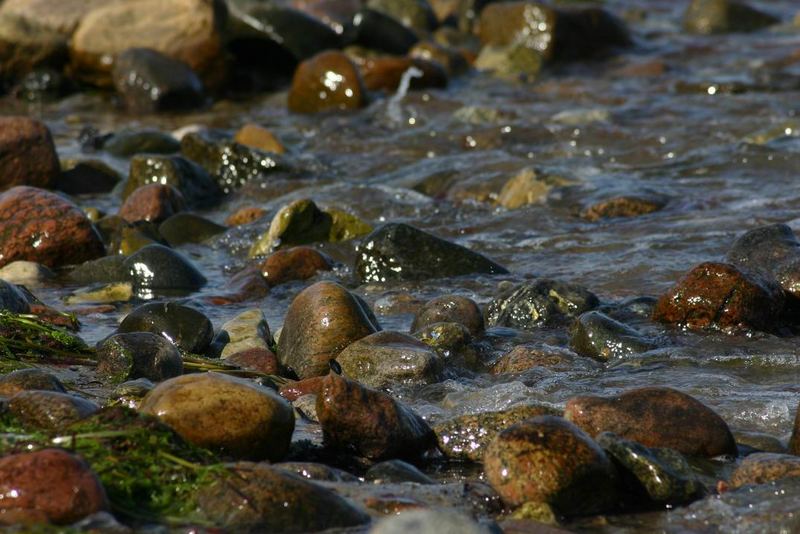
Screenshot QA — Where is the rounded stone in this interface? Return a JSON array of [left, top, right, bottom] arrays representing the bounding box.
[[122, 244, 207, 292], [411, 295, 484, 337], [729, 453, 800, 489], [96, 332, 183, 385], [288, 50, 366, 114], [117, 301, 213, 354], [118, 184, 186, 224], [0, 116, 60, 190], [8, 390, 100, 431], [258, 246, 333, 287], [139, 372, 295, 461], [0, 368, 65, 397]]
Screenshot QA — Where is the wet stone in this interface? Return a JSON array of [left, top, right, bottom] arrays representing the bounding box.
[[118, 184, 186, 224], [564, 386, 737, 457], [726, 224, 800, 300], [214, 308, 272, 359], [496, 167, 573, 209], [96, 332, 183, 385], [491, 344, 579, 375], [734, 430, 787, 454], [0, 116, 60, 190], [197, 462, 370, 532], [117, 301, 213, 354], [652, 261, 784, 333], [293, 393, 319, 422], [434, 404, 559, 461], [109, 378, 154, 410], [0, 449, 108, 525], [278, 281, 380, 379], [336, 330, 443, 388], [158, 213, 226, 246], [0, 261, 54, 286], [103, 129, 180, 157], [729, 453, 800, 488], [596, 432, 704, 505], [367, 0, 437, 34], [0, 279, 30, 313], [225, 347, 280, 375], [288, 50, 367, 113], [0, 368, 65, 397], [8, 390, 100, 431], [788, 402, 800, 455], [486, 279, 599, 331], [125, 154, 222, 209], [274, 461, 359, 482], [234, 124, 286, 154], [366, 459, 436, 484], [569, 311, 657, 362], [411, 294, 484, 337], [122, 244, 207, 293], [279, 375, 325, 402], [356, 223, 508, 283], [352, 8, 420, 55], [57, 160, 121, 195], [370, 509, 491, 534], [684, 0, 779, 35], [581, 195, 667, 221], [140, 372, 295, 461], [316, 373, 436, 460], [66, 255, 128, 285], [258, 246, 333, 287], [484, 415, 619, 514], [357, 55, 448, 92], [225, 206, 266, 226], [474, 42, 543, 80], [112, 47, 205, 113]]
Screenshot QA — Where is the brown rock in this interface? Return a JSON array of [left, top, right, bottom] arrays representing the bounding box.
[[410, 294, 484, 336], [69, 0, 225, 87], [410, 41, 470, 76], [789, 401, 800, 455], [139, 372, 295, 460], [491, 345, 577, 374], [288, 50, 366, 113], [581, 195, 666, 221], [0, 368, 66, 397], [225, 347, 280, 375], [8, 390, 100, 431], [234, 124, 286, 154], [0, 186, 105, 268], [225, 206, 266, 226], [652, 262, 784, 332], [730, 453, 800, 489], [118, 183, 186, 224], [279, 376, 325, 402], [316, 373, 436, 460], [259, 246, 333, 287], [0, 117, 60, 191], [277, 281, 379, 379], [484, 415, 618, 514], [0, 449, 108, 525], [357, 55, 448, 92], [564, 387, 736, 457]]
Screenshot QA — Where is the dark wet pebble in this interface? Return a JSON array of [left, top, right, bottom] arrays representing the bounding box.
[[352, 8, 419, 54], [367, 0, 437, 34], [366, 459, 436, 484], [125, 154, 222, 209], [117, 301, 213, 354], [103, 129, 180, 157], [491, 344, 580, 375], [356, 223, 507, 283], [66, 254, 128, 285], [109, 378, 154, 410], [727, 223, 800, 300], [569, 311, 657, 362], [8, 390, 100, 431], [96, 332, 183, 385], [0, 368, 65, 397], [158, 212, 226, 246], [239, 5, 342, 61], [580, 194, 666, 221], [486, 279, 599, 330], [123, 244, 207, 293], [0, 116, 60, 190], [411, 294, 484, 337], [57, 160, 121, 195]]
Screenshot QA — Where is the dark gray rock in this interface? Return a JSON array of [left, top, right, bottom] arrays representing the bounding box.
[[117, 301, 213, 354], [158, 213, 226, 246], [103, 129, 181, 157], [125, 154, 222, 209], [569, 311, 657, 362], [123, 244, 207, 292], [486, 279, 599, 330], [96, 332, 183, 385]]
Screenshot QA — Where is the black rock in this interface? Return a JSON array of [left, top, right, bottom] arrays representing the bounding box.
[[122, 244, 207, 292], [112, 48, 205, 113], [96, 332, 184, 385], [117, 301, 214, 354], [727, 224, 800, 300], [125, 155, 222, 209], [56, 160, 122, 195], [486, 279, 599, 330], [0, 280, 31, 313], [239, 6, 342, 61], [158, 213, 227, 246], [66, 255, 129, 285], [355, 223, 508, 283], [103, 129, 181, 158], [352, 8, 419, 55]]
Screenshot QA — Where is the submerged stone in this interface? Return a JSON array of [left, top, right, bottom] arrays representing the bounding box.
[[486, 279, 598, 330], [103, 129, 180, 157], [158, 213, 226, 246]]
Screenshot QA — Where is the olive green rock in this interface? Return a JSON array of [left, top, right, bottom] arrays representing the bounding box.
[[569, 311, 657, 362], [8, 390, 100, 431], [139, 372, 295, 461], [486, 279, 599, 330], [684, 0, 779, 34]]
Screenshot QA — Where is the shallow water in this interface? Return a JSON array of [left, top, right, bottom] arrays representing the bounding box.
[[5, 0, 800, 530]]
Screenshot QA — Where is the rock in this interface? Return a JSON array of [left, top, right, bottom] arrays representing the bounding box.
[[125, 154, 221, 209], [0, 280, 30, 313], [111, 47, 205, 113], [293, 393, 319, 422], [0, 116, 60, 190], [249, 199, 371, 257], [69, 0, 226, 87], [356, 55, 448, 92], [103, 129, 180, 157], [288, 50, 367, 113], [109, 378, 154, 410], [409, 41, 469, 76], [486, 279, 599, 330], [484, 415, 618, 514], [118, 301, 213, 354], [370, 509, 491, 534], [122, 244, 207, 293], [158, 213, 226, 246], [509, 502, 560, 525], [0, 449, 108, 525], [366, 0, 437, 34], [726, 224, 800, 301], [110, 221, 168, 256], [234, 124, 286, 154], [684, 0, 779, 34], [474, 42, 543, 80], [789, 404, 800, 455], [316, 373, 436, 460], [581, 195, 666, 221], [214, 309, 272, 359], [434, 404, 559, 461], [491, 345, 579, 375], [140, 372, 295, 460], [497, 168, 573, 209], [356, 223, 508, 283], [0, 261, 54, 286], [64, 282, 133, 305], [596, 432, 704, 504], [258, 246, 333, 287], [366, 459, 436, 484], [413, 321, 474, 362], [226, 206, 266, 226], [275, 462, 359, 482], [352, 8, 420, 54], [278, 281, 380, 379], [179, 130, 285, 194], [0, 368, 65, 397], [96, 332, 183, 385], [729, 453, 800, 488], [57, 160, 122, 195], [411, 295, 484, 337], [226, 347, 280, 375], [734, 430, 787, 454], [279, 375, 325, 401], [652, 262, 784, 332], [197, 462, 370, 531], [336, 330, 443, 388], [569, 311, 657, 362], [8, 390, 100, 431], [65, 255, 129, 285], [0, 186, 105, 269], [564, 387, 737, 457], [118, 184, 186, 224]]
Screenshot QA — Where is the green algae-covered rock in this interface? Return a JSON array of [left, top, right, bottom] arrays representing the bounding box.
[[569, 311, 657, 362], [96, 332, 183, 385], [486, 279, 599, 330]]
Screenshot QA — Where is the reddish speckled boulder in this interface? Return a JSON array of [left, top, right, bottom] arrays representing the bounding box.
[[0, 186, 105, 268], [564, 387, 736, 458], [0, 117, 60, 191], [118, 183, 186, 223], [0, 449, 108, 525], [288, 51, 366, 114], [652, 262, 784, 332]]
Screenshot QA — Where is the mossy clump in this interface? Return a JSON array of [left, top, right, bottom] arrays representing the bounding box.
[[0, 311, 92, 365]]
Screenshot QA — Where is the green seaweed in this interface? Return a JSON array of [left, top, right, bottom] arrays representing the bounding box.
[[0, 311, 93, 366]]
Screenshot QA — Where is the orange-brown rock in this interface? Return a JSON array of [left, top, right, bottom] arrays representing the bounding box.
[[118, 183, 186, 223], [225, 347, 279, 375], [0, 117, 60, 191], [259, 246, 333, 287], [564, 387, 737, 457], [234, 124, 286, 154], [225, 206, 266, 226], [0, 186, 105, 268], [357, 55, 448, 92], [491, 344, 578, 374], [288, 51, 366, 114], [279, 376, 325, 402], [581, 195, 666, 221], [729, 453, 800, 489], [0, 449, 108, 525]]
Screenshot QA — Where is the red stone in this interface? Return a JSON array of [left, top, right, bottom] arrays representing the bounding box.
[[118, 183, 186, 223], [225, 206, 266, 226], [279, 376, 325, 402], [0, 117, 60, 191], [226, 347, 279, 375], [0, 186, 105, 268], [259, 246, 333, 287]]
